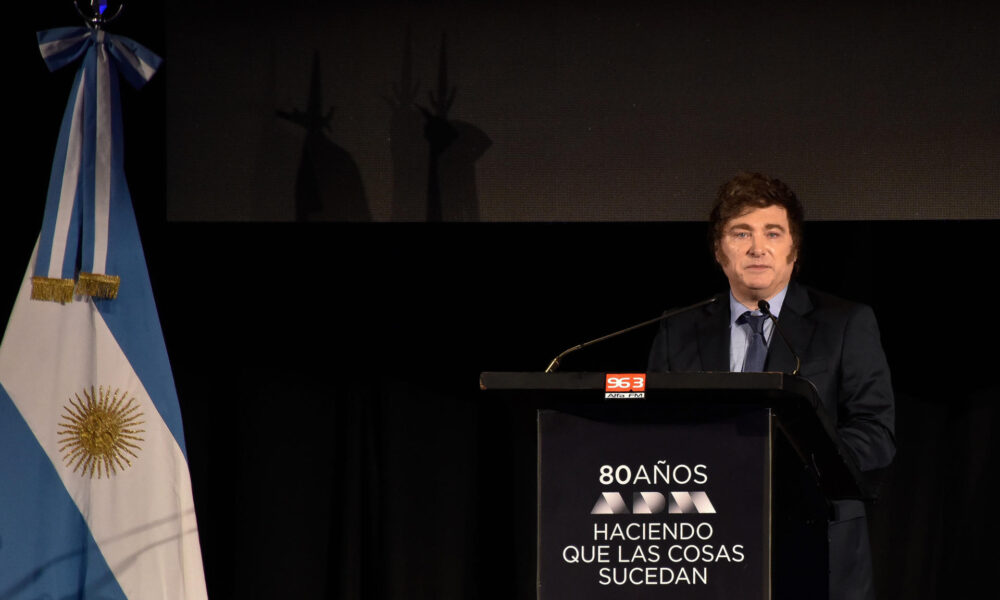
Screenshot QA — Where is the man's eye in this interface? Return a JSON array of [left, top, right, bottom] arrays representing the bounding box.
[[732, 232, 749, 238]]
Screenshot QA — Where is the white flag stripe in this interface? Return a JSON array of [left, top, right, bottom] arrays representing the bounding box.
[[39, 32, 91, 59], [110, 37, 159, 83], [93, 40, 112, 275], [49, 74, 86, 279], [0, 247, 206, 599]]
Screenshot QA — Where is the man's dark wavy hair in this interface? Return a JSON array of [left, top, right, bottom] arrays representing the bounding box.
[[709, 172, 804, 267]]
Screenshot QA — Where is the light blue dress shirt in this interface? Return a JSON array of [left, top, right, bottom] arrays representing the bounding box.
[[729, 286, 788, 372]]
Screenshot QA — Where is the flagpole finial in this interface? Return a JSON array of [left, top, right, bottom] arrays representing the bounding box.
[[74, 0, 124, 30]]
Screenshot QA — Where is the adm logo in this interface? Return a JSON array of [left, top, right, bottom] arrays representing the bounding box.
[[591, 491, 716, 515]]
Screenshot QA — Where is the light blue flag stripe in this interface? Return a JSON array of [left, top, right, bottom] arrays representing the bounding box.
[[0, 384, 127, 600], [108, 34, 163, 89], [92, 156, 189, 457], [35, 66, 85, 281], [37, 27, 91, 68]]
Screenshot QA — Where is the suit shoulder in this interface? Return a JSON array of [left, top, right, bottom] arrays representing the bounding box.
[[661, 292, 728, 328], [660, 293, 729, 329], [800, 285, 874, 315], [795, 285, 883, 336]]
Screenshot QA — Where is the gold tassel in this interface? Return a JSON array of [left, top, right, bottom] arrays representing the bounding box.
[[77, 272, 121, 299], [31, 277, 76, 304]]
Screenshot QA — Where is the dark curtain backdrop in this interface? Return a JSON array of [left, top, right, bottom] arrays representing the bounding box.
[[3, 220, 997, 599], [8, 2, 999, 599], [171, 222, 1000, 600]]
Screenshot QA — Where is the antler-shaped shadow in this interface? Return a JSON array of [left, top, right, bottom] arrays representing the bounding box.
[[384, 26, 420, 112], [419, 33, 460, 221], [276, 51, 369, 221], [387, 26, 429, 222], [386, 29, 489, 222]]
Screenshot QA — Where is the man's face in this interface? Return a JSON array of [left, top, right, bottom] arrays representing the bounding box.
[[715, 204, 797, 306]]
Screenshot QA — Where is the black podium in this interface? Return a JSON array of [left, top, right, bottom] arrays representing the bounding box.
[[479, 371, 867, 600]]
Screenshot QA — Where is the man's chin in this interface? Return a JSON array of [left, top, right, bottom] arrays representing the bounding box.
[[734, 281, 778, 303], [741, 279, 774, 293]]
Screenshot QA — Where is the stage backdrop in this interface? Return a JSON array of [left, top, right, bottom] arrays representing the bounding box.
[[164, 1, 1000, 222]]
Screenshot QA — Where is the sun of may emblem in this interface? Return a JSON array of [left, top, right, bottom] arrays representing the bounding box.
[[58, 386, 145, 479]]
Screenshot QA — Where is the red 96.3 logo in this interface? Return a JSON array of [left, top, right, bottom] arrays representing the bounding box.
[[605, 374, 646, 395]]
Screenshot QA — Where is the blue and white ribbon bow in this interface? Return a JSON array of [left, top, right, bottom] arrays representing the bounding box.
[[31, 26, 161, 303]]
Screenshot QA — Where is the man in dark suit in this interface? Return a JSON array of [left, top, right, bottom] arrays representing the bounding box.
[[648, 172, 895, 600]]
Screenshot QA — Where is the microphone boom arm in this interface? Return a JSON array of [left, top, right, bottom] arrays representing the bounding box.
[[757, 299, 801, 376], [544, 297, 717, 373]]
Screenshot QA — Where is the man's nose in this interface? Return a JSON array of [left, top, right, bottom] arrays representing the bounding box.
[[747, 235, 765, 255]]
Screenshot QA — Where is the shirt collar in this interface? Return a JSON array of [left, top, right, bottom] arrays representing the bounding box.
[[729, 285, 789, 325]]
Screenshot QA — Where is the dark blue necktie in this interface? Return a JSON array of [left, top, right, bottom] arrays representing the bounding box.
[[738, 311, 768, 372]]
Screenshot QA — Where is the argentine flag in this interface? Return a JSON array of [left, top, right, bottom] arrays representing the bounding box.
[[0, 26, 207, 599]]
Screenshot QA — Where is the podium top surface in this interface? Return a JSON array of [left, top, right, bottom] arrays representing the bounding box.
[[479, 371, 820, 404]]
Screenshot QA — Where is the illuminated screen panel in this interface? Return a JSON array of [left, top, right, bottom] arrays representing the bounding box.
[[165, 2, 1000, 222]]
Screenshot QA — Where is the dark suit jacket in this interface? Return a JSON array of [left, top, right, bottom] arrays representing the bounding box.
[[647, 281, 895, 600]]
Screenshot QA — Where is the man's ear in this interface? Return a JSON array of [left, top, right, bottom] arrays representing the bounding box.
[[714, 244, 726, 267]]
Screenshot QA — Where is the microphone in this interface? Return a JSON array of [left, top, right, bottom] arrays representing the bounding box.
[[757, 299, 801, 376], [544, 297, 718, 373]]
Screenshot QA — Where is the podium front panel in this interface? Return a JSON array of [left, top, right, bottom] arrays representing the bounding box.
[[538, 406, 771, 599]]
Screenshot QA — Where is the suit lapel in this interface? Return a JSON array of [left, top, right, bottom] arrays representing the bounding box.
[[697, 293, 731, 371], [765, 282, 815, 373]]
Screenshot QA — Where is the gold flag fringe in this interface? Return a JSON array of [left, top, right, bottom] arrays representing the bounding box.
[[31, 276, 76, 303], [77, 272, 120, 299]]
